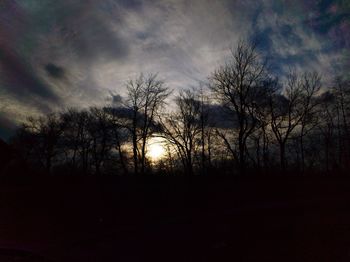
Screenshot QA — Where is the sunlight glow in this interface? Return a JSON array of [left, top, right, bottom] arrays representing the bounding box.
[[147, 137, 167, 161]]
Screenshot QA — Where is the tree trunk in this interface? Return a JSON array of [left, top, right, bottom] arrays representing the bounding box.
[[141, 136, 147, 174], [238, 136, 246, 174], [300, 131, 305, 173], [132, 111, 138, 175], [117, 141, 128, 175], [186, 149, 194, 176], [280, 142, 286, 171], [207, 133, 212, 169]]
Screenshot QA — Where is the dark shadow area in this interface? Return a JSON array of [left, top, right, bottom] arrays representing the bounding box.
[[1, 174, 350, 261]]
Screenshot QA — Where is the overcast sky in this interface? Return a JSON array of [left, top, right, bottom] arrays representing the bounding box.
[[0, 0, 349, 139]]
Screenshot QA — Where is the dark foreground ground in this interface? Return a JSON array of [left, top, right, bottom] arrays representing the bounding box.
[[1, 174, 350, 261]]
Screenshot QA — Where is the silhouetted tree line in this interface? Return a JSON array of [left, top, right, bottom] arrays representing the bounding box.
[[8, 41, 350, 176]]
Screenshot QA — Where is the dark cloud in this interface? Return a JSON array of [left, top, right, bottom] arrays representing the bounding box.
[[0, 114, 18, 140], [118, 0, 143, 10], [59, 17, 129, 62], [251, 28, 273, 53], [280, 25, 303, 46], [0, 48, 60, 103], [110, 94, 123, 106], [204, 104, 237, 129], [45, 63, 65, 78]]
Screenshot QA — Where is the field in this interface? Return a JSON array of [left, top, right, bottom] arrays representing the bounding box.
[[0, 175, 350, 261]]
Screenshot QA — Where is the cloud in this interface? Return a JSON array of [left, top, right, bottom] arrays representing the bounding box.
[[0, 0, 349, 139], [45, 63, 65, 79], [0, 114, 18, 140], [247, 0, 349, 81]]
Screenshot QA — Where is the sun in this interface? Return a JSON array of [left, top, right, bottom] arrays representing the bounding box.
[[147, 137, 167, 161]]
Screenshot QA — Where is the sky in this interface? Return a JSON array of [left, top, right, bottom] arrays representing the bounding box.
[[0, 0, 349, 139]]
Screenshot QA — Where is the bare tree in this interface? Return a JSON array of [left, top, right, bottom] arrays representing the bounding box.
[[332, 77, 350, 168], [87, 108, 114, 175], [160, 90, 202, 176], [103, 106, 131, 175], [197, 86, 214, 173], [125, 74, 170, 174], [61, 109, 88, 173], [61, 109, 92, 174], [268, 72, 302, 171], [210, 40, 269, 173], [21, 113, 65, 173], [298, 72, 322, 171], [268, 71, 321, 171], [318, 91, 338, 171]]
